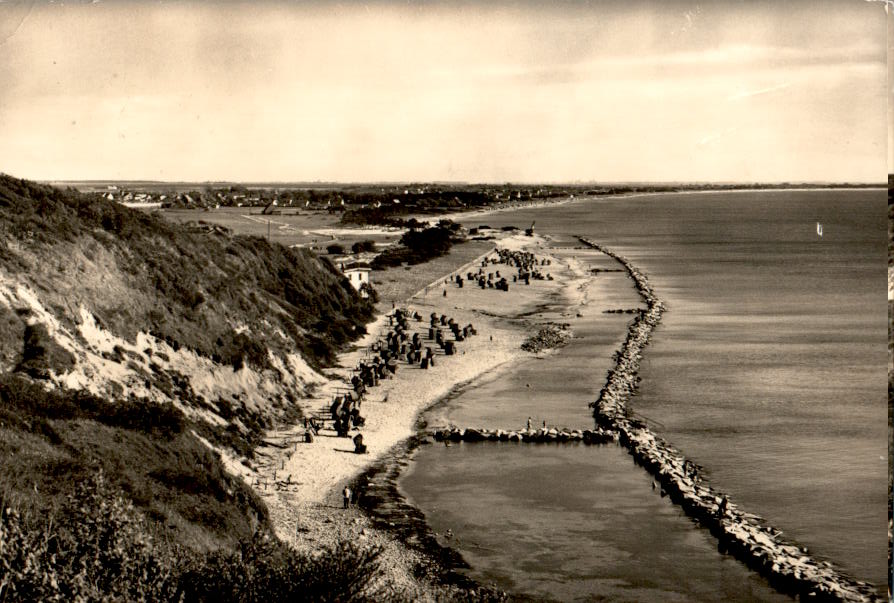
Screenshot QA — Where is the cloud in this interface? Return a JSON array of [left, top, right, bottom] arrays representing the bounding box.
[[727, 82, 793, 101], [698, 126, 740, 146], [863, 0, 892, 13], [0, 1, 885, 182]]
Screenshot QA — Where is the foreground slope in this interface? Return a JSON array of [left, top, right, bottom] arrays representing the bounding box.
[[0, 173, 375, 554]]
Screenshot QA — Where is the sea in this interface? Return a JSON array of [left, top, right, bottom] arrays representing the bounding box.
[[399, 190, 888, 601]]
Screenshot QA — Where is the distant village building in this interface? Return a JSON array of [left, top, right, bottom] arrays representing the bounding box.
[[120, 200, 163, 209], [341, 262, 371, 297]]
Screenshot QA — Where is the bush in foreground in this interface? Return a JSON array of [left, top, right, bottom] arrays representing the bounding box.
[[0, 471, 390, 602], [0, 472, 179, 602], [179, 537, 384, 602]]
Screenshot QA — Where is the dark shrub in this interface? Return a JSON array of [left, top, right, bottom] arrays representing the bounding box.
[[0, 471, 180, 602], [0, 374, 184, 438], [14, 322, 75, 379], [103, 397, 185, 438], [371, 223, 458, 269], [179, 535, 385, 603], [359, 282, 379, 304], [352, 240, 376, 254], [220, 332, 271, 371]]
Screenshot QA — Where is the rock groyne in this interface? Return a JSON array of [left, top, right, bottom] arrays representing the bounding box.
[[577, 237, 881, 603], [431, 426, 616, 445]]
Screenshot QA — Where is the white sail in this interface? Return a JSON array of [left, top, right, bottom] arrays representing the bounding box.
[[816, 222, 823, 237]]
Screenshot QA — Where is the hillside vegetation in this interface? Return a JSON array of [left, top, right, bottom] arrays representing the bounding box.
[[0, 174, 384, 599], [0, 175, 373, 369], [0, 175, 375, 449]]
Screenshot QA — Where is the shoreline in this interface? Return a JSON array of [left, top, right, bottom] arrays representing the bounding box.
[[341, 236, 652, 599], [435, 185, 886, 225], [248, 231, 577, 599]]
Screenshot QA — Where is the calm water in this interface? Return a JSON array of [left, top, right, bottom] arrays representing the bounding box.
[[403, 443, 791, 603], [401, 190, 888, 598]]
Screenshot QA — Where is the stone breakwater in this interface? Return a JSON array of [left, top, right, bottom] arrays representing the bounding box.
[[577, 237, 665, 425], [577, 237, 881, 603], [431, 426, 616, 445]]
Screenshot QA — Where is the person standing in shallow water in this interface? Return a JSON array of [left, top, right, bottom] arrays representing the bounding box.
[[343, 486, 352, 509]]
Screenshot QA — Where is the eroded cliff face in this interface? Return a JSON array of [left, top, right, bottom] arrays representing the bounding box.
[[0, 277, 327, 449], [0, 174, 374, 454]]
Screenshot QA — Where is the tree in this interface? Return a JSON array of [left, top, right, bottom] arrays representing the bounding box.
[[351, 240, 376, 254]]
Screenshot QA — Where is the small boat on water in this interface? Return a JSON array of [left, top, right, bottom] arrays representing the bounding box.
[[816, 222, 823, 237]]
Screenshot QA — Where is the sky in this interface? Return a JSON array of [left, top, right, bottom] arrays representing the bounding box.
[[0, 0, 888, 183]]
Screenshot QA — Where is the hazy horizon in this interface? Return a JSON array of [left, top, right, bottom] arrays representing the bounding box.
[[1, 1, 888, 183], [38, 177, 888, 187]]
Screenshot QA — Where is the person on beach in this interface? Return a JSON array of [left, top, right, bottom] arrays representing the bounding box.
[[343, 486, 352, 509], [527, 417, 532, 430]]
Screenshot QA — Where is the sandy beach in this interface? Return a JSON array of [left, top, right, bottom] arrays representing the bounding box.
[[228, 231, 586, 597], [433, 196, 580, 224]]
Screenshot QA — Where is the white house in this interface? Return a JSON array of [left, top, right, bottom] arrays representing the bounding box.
[[341, 262, 371, 297]]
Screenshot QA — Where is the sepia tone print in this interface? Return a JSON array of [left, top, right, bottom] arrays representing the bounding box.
[[0, 1, 889, 601]]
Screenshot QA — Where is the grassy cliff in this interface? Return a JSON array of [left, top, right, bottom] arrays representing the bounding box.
[[0, 174, 382, 599], [0, 175, 376, 448], [0, 174, 374, 370]]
